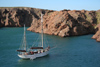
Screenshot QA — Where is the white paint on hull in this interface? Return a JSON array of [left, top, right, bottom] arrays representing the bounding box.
[[18, 51, 49, 60]]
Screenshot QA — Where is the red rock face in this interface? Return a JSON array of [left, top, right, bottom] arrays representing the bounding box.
[[92, 23, 100, 41], [27, 10, 96, 37], [0, 7, 100, 40], [91, 10, 100, 42], [0, 7, 49, 27]]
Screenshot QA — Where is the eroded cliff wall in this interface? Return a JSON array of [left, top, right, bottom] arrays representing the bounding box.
[[0, 7, 100, 41], [27, 10, 98, 37], [0, 7, 49, 27]]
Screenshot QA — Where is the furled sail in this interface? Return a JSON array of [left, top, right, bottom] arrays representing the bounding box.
[[17, 50, 26, 52], [30, 47, 43, 49]]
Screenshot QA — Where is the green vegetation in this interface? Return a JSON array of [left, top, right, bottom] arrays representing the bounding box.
[[85, 13, 92, 23], [85, 13, 97, 29], [96, 11, 100, 24], [48, 12, 52, 15], [93, 11, 100, 28]]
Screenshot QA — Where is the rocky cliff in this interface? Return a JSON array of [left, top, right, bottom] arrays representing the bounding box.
[[0, 7, 49, 27], [92, 23, 100, 41], [91, 10, 100, 42], [27, 9, 97, 37], [0, 7, 100, 41]]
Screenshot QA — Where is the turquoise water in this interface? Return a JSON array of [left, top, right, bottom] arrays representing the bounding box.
[[0, 27, 100, 67]]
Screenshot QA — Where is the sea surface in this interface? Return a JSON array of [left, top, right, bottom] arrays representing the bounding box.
[[0, 27, 100, 67]]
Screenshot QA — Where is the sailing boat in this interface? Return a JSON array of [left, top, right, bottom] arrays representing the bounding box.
[[17, 13, 50, 60]]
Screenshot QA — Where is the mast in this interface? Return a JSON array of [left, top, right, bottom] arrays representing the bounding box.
[[16, 24, 27, 52], [24, 24, 26, 50], [41, 13, 43, 47]]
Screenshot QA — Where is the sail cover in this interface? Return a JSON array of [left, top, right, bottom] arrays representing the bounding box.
[[17, 50, 26, 52], [30, 47, 43, 49]]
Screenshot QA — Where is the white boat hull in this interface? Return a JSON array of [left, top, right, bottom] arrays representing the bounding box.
[[18, 51, 49, 60]]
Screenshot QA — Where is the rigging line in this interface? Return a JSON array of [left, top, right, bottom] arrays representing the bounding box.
[[50, 45, 57, 49], [32, 35, 38, 46], [20, 25, 26, 50], [25, 37, 28, 50], [44, 40, 47, 48], [38, 33, 42, 47], [44, 35, 49, 47], [32, 33, 41, 47], [37, 34, 41, 47], [19, 34, 24, 50], [20, 34, 23, 49], [43, 34, 49, 48], [19, 29, 28, 50], [46, 37, 49, 47], [44, 35, 47, 48]]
